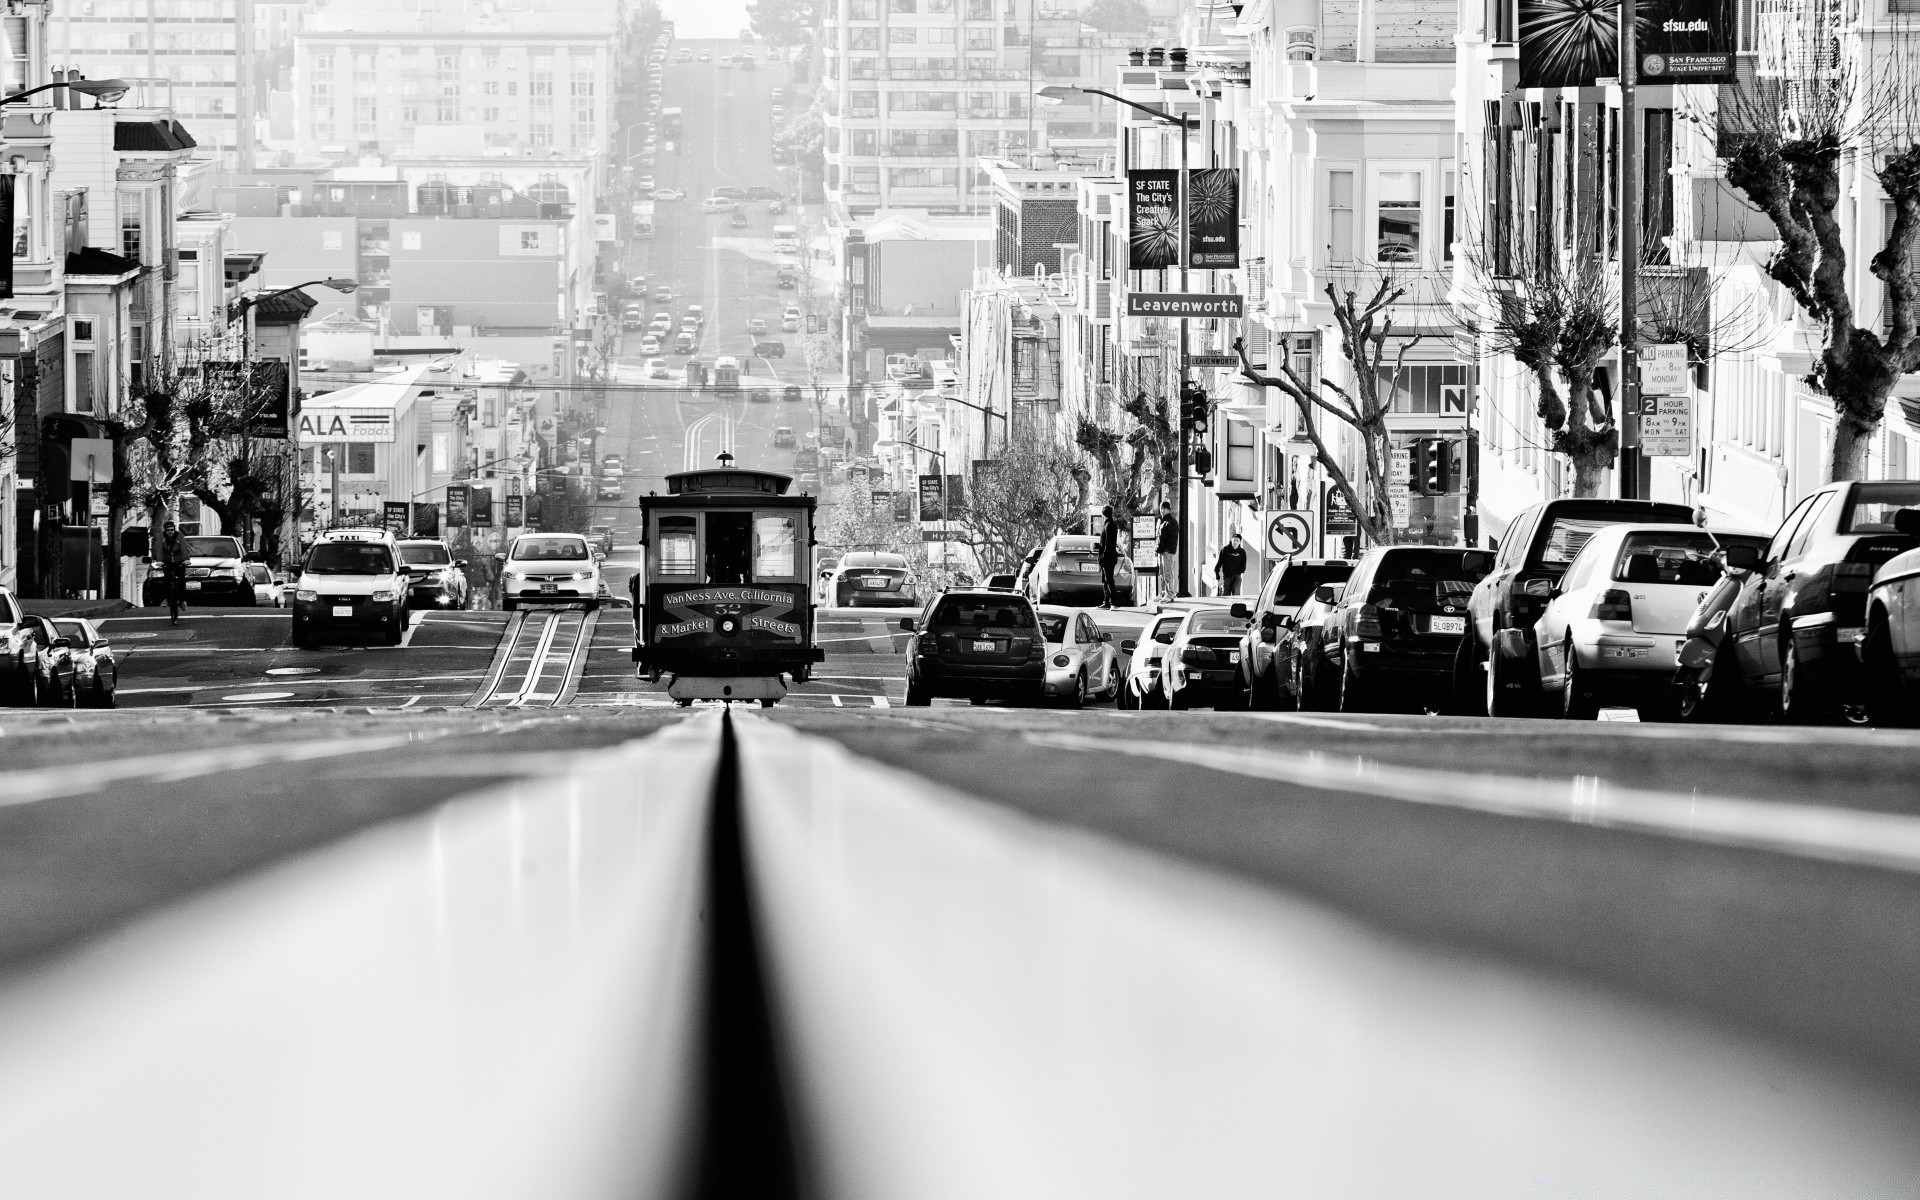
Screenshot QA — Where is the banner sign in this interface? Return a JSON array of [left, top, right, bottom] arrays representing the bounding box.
[[1128, 169, 1181, 271], [1125, 293, 1245, 319], [470, 486, 493, 527], [1186, 168, 1240, 269], [655, 587, 802, 641], [871, 489, 892, 517], [446, 485, 469, 527], [894, 490, 913, 523], [412, 502, 439, 537], [918, 474, 945, 522], [1518, 0, 1618, 86], [382, 501, 410, 535], [1638, 0, 1736, 81], [945, 473, 965, 518], [505, 494, 524, 526]]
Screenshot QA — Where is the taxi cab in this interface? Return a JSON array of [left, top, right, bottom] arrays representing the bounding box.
[[291, 528, 410, 647]]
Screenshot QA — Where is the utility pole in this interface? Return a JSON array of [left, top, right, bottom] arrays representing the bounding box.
[[1618, 0, 1641, 499], [1175, 114, 1192, 596]]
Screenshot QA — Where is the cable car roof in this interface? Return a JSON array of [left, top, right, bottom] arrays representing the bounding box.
[[663, 467, 793, 496]]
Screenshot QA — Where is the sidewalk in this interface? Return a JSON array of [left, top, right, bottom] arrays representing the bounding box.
[[23, 598, 134, 620]]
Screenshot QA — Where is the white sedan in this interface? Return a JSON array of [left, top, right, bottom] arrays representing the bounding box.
[[638, 335, 662, 355], [1037, 604, 1121, 707], [652, 188, 685, 201], [646, 357, 671, 379], [1533, 523, 1770, 719]]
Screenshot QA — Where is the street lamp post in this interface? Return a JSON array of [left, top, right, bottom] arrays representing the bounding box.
[[1038, 84, 1198, 595], [0, 76, 131, 107]]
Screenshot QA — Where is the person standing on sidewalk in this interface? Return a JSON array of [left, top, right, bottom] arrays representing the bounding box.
[[1097, 505, 1122, 608], [1214, 531, 1248, 597], [1155, 500, 1179, 597]]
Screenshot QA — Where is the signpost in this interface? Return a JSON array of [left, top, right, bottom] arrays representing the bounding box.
[[1640, 396, 1693, 456], [1131, 514, 1160, 570], [1639, 343, 1690, 394], [1263, 511, 1313, 559]]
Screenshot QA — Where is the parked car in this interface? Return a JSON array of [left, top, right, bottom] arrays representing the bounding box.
[[984, 573, 1017, 591], [901, 590, 1046, 706], [1281, 582, 1349, 711], [1525, 524, 1769, 719], [754, 340, 786, 358], [497, 532, 602, 612], [397, 538, 470, 610], [245, 561, 286, 607], [1458, 498, 1695, 715], [1163, 605, 1251, 710], [1237, 558, 1355, 709], [829, 551, 920, 607], [1117, 609, 1185, 709], [0, 586, 33, 702], [18, 615, 115, 707], [1021, 534, 1136, 606], [1327, 546, 1495, 713], [1713, 479, 1920, 722], [50, 617, 115, 707], [143, 534, 254, 606], [1862, 507, 1920, 725], [1036, 604, 1120, 706]]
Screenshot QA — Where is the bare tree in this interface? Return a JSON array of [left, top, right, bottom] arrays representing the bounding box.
[[1708, 32, 1920, 480], [1233, 275, 1422, 546], [954, 435, 1086, 571]]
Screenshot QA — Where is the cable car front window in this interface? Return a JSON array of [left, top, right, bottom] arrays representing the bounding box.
[[659, 515, 698, 575]]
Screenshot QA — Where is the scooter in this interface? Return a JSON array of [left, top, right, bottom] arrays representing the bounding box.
[[1672, 561, 1745, 721]]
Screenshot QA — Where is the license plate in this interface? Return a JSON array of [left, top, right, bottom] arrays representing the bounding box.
[[1604, 646, 1650, 659], [863, 576, 889, 588], [1429, 615, 1465, 635], [971, 639, 996, 652], [1227, 651, 1240, 662], [540, 584, 558, 594], [1078, 562, 1101, 574], [185, 581, 202, 590], [332, 605, 353, 617]]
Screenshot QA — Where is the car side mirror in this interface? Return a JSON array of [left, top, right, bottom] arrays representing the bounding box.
[[1894, 508, 1920, 537], [1313, 585, 1336, 604], [1723, 544, 1762, 572], [1120, 638, 1137, 652], [1229, 602, 1250, 619], [898, 617, 916, 632], [1461, 550, 1493, 574], [456, 559, 469, 567], [493, 552, 506, 562], [1099, 630, 1112, 642]]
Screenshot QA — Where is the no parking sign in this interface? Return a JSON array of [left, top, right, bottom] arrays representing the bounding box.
[[1264, 511, 1313, 559]]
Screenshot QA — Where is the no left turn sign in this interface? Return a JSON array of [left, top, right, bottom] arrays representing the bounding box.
[[1265, 511, 1313, 558]]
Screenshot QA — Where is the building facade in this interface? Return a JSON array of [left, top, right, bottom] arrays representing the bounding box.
[[54, 0, 252, 168]]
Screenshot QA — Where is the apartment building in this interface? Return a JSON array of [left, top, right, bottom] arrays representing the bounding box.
[[292, 1, 615, 158], [53, 0, 253, 167], [818, 0, 1143, 219]]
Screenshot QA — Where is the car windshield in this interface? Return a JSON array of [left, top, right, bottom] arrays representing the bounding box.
[[1534, 517, 1620, 568], [932, 596, 1033, 627], [1152, 616, 1182, 643], [1038, 614, 1069, 643], [51, 619, 91, 645], [246, 564, 273, 582], [400, 545, 451, 566], [512, 537, 589, 561], [1186, 610, 1247, 635], [1842, 482, 1920, 532], [184, 537, 242, 558], [1613, 533, 1766, 585], [1272, 564, 1352, 606], [308, 543, 395, 574]]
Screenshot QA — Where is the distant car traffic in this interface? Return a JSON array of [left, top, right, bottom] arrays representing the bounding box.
[[639, 336, 662, 356], [773, 426, 796, 447], [731, 210, 750, 228], [636, 176, 656, 192], [753, 340, 785, 357], [647, 357, 672, 379], [748, 387, 773, 403], [829, 551, 919, 608], [782, 385, 803, 402], [652, 188, 685, 201], [745, 185, 781, 200], [701, 196, 738, 213], [1036, 605, 1120, 707], [901, 590, 1046, 707], [397, 538, 470, 610], [746, 317, 768, 335], [698, 51, 711, 60]]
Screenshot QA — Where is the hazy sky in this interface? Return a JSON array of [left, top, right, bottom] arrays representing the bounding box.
[[661, 0, 753, 39]]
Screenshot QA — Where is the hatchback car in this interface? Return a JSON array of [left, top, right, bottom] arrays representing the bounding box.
[[396, 538, 470, 610], [1534, 524, 1768, 719], [1330, 546, 1494, 712], [901, 590, 1046, 706], [1117, 609, 1186, 709], [1717, 479, 1920, 722], [1022, 534, 1136, 606], [829, 551, 919, 607], [497, 533, 602, 611], [1163, 606, 1252, 710], [1237, 558, 1355, 709], [1037, 605, 1120, 706]]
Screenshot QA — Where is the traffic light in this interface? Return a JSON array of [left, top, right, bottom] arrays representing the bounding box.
[[1179, 381, 1210, 434], [1412, 438, 1453, 495], [1192, 444, 1214, 476]]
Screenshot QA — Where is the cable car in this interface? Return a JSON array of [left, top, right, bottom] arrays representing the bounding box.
[[632, 456, 823, 705]]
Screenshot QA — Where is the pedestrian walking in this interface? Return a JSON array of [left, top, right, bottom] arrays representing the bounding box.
[[1156, 501, 1179, 597], [1098, 504, 1122, 608], [1214, 531, 1248, 597], [157, 520, 189, 625]]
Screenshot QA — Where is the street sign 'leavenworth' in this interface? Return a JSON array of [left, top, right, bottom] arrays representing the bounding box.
[[1126, 293, 1245, 318]]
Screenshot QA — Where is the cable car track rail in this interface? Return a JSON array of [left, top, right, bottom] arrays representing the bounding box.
[[466, 609, 599, 708]]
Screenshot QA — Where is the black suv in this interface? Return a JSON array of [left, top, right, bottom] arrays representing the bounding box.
[[900, 590, 1046, 706], [1323, 546, 1492, 713], [1459, 498, 1693, 715], [1719, 479, 1920, 722], [1235, 558, 1354, 709]]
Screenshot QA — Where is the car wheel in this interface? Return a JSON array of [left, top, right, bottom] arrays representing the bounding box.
[[1560, 638, 1599, 720], [1116, 681, 1135, 710], [1486, 629, 1539, 718], [1067, 671, 1086, 709], [1779, 636, 1828, 724], [904, 673, 931, 706], [1168, 685, 1190, 710], [1453, 633, 1489, 717], [1338, 660, 1371, 713], [95, 673, 116, 709]]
